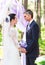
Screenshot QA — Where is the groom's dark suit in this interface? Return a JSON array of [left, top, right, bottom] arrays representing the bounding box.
[[25, 20, 39, 65]]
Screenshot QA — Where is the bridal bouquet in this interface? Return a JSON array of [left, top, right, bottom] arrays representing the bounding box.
[[19, 40, 27, 48]]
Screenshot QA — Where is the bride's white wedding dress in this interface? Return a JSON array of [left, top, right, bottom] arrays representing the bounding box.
[[2, 22, 21, 65]]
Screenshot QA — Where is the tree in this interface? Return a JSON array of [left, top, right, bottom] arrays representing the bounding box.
[[36, 0, 41, 26], [23, 0, 28, 10], [43, 0, 45, 25], [36, 0, 41, 37], [34, 0, 37, 20]]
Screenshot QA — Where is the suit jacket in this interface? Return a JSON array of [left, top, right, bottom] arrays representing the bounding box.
[[25, 20, 40, 58]]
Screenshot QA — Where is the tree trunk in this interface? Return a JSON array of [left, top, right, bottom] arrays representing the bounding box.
[[43, 0, 45, 25], [34, 0, 37, 20], [36, 0, 41, 26], [23, 0, 28, 10], [36, 0, 41, 37]]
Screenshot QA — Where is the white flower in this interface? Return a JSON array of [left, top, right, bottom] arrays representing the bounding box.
[[35, 56, 45, 64]]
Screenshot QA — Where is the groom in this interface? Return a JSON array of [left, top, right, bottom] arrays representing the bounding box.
[[19, 9, 40, 65]]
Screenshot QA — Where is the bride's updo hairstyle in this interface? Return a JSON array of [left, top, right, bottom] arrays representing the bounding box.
[[9, 13, 16, 22]]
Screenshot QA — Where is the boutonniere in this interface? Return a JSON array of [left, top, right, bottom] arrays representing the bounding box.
[[28, 25, 30, 30]]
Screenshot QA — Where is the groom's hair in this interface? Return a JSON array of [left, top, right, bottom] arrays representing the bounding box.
[[24, 9, 33, 18], [9, 13, 16, 21]]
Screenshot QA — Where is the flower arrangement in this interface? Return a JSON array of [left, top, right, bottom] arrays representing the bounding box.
[[35, 56, 45, 65]]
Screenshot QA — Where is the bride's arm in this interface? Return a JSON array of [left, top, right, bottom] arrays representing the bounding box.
[[12, 34, 19, 47], [9, 28, 19, 48]]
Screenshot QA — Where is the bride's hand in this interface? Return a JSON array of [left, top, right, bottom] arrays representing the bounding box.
[[18, 47, 21, 52], [18, 47, 27, 53]]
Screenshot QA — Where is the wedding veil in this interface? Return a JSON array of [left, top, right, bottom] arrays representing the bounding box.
[[3, 16, 10, 39]]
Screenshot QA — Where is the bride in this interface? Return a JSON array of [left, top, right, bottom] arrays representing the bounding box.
[[2, 13, 21, 65]]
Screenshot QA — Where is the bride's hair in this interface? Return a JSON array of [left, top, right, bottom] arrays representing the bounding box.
[[5, 13, 16, 23], [9, 14, 16, 22], [3, 13, 16, 38]]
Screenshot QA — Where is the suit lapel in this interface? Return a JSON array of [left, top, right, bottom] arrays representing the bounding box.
[[30, 20, 34, 27], [26, 20, 35, 32]]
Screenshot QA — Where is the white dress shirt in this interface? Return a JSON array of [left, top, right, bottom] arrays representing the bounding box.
[[28, 19, 33, 25]]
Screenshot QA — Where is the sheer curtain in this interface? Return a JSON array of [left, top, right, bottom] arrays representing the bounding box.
[[0, 0, 27, 65]]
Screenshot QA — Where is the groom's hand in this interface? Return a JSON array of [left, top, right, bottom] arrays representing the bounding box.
[[18, 47, 27, 53]]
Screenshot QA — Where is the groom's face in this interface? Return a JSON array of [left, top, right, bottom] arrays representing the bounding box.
[[24, 13, 31, 21]]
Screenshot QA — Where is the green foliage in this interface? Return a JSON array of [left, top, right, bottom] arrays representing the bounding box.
[[0, 32, 2, 42], [39, 25, 45, 55], [18, 29, 22, 33], [0, 24, 2, 32], [0, 38, 2, 42], [39, 38, 45, 55], [18, 29, 23, 42], [35, 56, 45, 65], [39, 61, 45, 65], [35, 60, 45, 65], [0, 32, 2, 37], [0, 25, 2, 46]]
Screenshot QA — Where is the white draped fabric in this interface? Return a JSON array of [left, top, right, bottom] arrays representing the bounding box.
[[0, 0, 27, 65], [0, 0, 12, 24], [0, 0, 27, 32]]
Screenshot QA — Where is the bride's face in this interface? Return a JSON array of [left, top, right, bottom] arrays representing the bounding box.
[[11, 17, 17, 26], [14, 17, 17, 24]]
